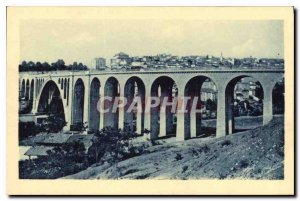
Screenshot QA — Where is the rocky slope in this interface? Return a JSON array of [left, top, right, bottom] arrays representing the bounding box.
[[64, 116, 284, 180]]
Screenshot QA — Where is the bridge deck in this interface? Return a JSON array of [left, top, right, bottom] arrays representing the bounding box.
[[19, 68, 284, 77]]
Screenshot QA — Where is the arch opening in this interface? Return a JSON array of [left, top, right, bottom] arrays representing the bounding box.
[[103, 77, 120, 130], [25, 79, 30, 100], [124, 76, 145, 134], [89, 78, 101, 131], [30, 79, 34, 101], [37, 80, 65, 122], [20, 79, 25, 98], [151, 76, 178, 139], [63, 78, 67, 99], [19, 79, 32, 114], [272, 78, 284, 115], [184, 76, 218, 139], [72, 79, 85, 126], [225, 76, 264, 135], [67, 78, 70, 106]]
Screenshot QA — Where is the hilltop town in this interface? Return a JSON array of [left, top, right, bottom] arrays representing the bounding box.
[[19, 52, 284, 72], [93, 52, 284, 70]]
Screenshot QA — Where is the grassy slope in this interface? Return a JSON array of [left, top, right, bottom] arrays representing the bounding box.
[[64, 116, 284, 180]]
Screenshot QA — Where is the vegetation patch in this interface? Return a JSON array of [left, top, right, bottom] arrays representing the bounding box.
[[220, 139, 232, 147], [175, 153, 183, 161], [182, 165, 189, 173], [19, 126, 148, 179], [239, 159, 249, 169]]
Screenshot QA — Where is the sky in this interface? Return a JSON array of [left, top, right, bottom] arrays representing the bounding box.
[[20, 20, 284, 66]]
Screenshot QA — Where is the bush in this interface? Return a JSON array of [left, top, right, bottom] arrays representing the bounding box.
[[250, 107, 262, 116], [19, 141, 89, 179], [239, 159, 249, 169], [221, 139, 232, 147], [19, 122, 42, 141], [198, 144, 210, 154], [182, 165, 188, 173], [43, 114, 67, 133], [175, 153, 183, 161], [19, 100, 33, 114], [89, 127, 141, 165]]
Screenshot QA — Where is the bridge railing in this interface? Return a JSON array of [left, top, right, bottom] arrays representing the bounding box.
[[19, 66, 284, 77]]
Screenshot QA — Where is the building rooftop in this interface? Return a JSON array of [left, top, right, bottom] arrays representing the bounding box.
[[34, 133, 73, 145], [25, 146, 54, 157]]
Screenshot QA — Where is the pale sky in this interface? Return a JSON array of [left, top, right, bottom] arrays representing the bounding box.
[[20, 20, 283, 66]]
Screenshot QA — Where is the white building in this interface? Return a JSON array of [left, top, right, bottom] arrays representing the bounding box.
[[111, 52, 131, 69], [92, 57, 106, 70]]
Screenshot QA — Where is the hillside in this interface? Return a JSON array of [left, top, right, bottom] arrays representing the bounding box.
[[64, 116, 284, 180]]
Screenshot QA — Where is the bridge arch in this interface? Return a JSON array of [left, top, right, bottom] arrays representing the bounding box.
[[63, 78, 67, 99], [25, 79, 30, 100], [272, 77, 284, 115], [151, 76, 178, 139], [225, 75, 264, 135], [30, 79, 34, 101], [103, 77, 120, 129], [38, 79, 41, 95], [124, 76, 145, 134], [20, 79, 25, 98], [184, 76, 218, 139], [67, 78, 70, 106], [60, 78, 64, 89], [89, 77, 101, 131], [36, 80, 65, 122], [72, 78, 85, 126]]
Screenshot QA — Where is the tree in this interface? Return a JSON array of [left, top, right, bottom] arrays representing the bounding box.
[[35, 62, 43, 71], [90, 128, 138, 164], [42, 114, 67, 133], [42, 62, 51, 71], [52, 59, 66, 71], [19, 122, 41, 140], [19, 60, 89, 72], [61, 141, 86, 163], [206, 99, 217, 112], [27, 61, 35, 71], [19, 61, 27, 72]]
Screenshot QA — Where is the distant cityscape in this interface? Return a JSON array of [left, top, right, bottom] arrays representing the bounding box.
[[92, 52, 284, 71], [19, 52, 284, 72], [18, 52, 283, 118]]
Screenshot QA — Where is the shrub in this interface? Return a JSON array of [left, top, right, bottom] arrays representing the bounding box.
[[175, 153, 183, 161], [43, 114, 67, 133], [182, 165, 188, 173], [89, 127, 140, 164], [239, 159, 249, 169], [19, 122, 42, 141], [221, 139, 232, 147], [19, 100, 33, 114], [198, 144, 210, 153]]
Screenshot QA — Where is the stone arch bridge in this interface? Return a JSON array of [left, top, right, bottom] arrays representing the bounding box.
[[19, 69, 284, 141]]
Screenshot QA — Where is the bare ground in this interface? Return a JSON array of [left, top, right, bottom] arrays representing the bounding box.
[[64, 115, 284, 180]]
